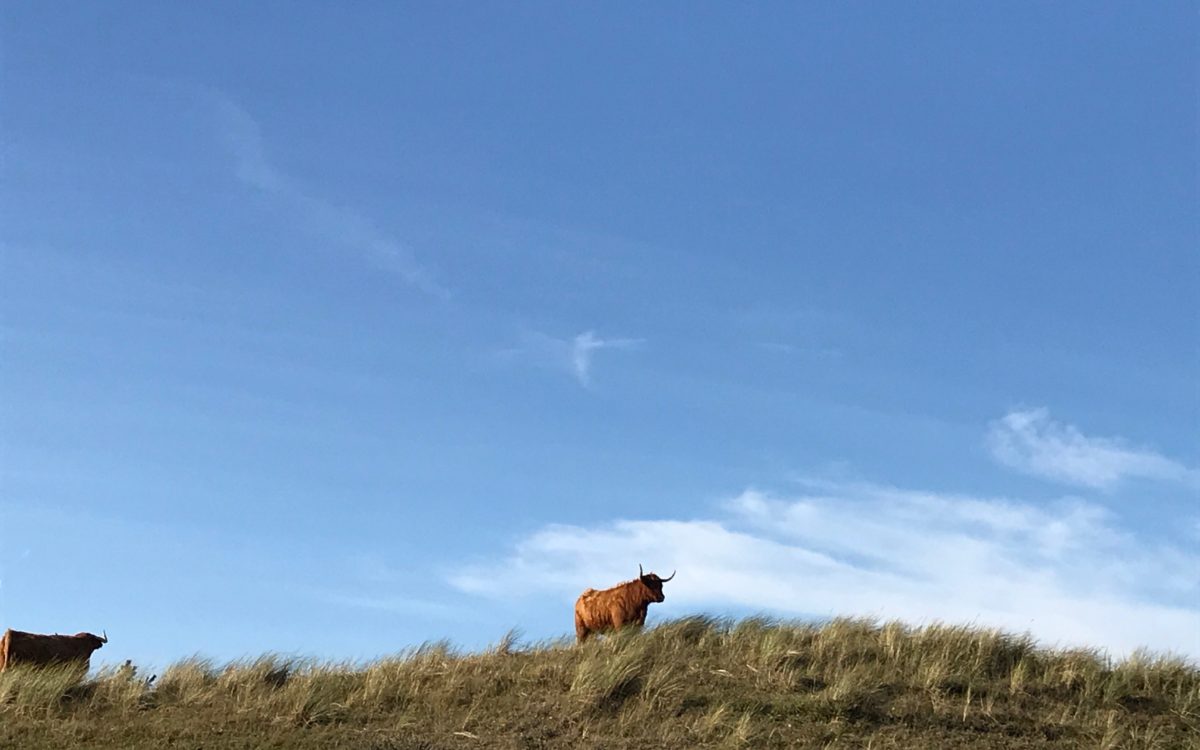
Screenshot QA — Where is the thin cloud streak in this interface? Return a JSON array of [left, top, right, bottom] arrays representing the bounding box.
[[987, 408, 1197, 490], [213, 95, 449, 299], [571, 331, 642, 386], [499, 329, 642, 387], [451, 479, 1200, 658]]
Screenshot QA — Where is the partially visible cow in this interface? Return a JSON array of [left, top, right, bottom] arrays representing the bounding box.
[[574, 565, 675, 642], [0, 629, 108, 672]]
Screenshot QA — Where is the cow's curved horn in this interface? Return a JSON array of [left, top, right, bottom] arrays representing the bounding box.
[[661, 570, 676, 582], [100, 630, 108, 643], [638, 563, 644, 577]]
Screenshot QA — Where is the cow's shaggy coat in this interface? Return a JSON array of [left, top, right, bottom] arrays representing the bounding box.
[[0, 629, 107, 672], [574, 567, 675, 642]]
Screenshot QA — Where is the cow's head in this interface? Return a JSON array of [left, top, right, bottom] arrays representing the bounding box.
[[75, 632, 107, 651], [638, 564, 675, 603]]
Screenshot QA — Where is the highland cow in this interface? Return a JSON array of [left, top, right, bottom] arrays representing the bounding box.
[[574, 565, 675, 642], [0, 629, 107, 672]]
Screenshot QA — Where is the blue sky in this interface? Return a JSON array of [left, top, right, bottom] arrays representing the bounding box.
[[2, 2, 1197, 667]]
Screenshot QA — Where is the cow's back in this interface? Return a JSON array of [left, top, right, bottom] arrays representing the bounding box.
[[1, 630, 37, 668], [577, 584, 629, 623]]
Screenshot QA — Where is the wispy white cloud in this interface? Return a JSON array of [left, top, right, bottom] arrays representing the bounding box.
[[987, 408, 1197, 490], [499, 329, 642, 387], [451, 478, 1200, 658], [571, 331, 642, 386], [212, 96, 449, 299]]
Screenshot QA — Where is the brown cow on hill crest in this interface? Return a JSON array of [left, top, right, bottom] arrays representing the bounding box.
[[0, 629, 107, 672], [574, 565, 675, 642]]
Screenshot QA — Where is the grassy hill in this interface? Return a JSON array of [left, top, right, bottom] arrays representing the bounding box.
[[1, 616, 1195, 749]]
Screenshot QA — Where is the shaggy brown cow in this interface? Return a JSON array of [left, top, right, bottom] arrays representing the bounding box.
[[0, 629, 107, 672], [574, 565, 675, 642]]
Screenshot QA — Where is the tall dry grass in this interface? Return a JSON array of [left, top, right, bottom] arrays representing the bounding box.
[[1, 616, 1195, 749]]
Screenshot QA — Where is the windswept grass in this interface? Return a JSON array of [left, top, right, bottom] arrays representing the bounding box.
[[1, 616, 1195, 748]]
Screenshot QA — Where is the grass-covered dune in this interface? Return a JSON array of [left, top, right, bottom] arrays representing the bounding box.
[[1, 616, 1195, 749]]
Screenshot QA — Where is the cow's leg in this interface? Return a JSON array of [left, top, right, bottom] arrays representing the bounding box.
[[575, 612, 590, 643]]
